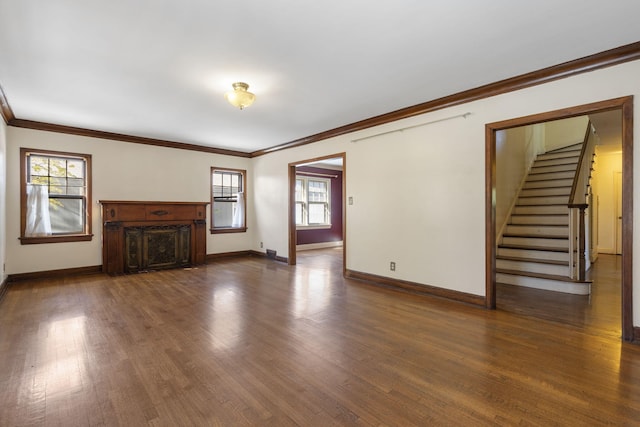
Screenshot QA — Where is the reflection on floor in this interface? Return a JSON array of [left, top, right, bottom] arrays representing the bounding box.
[[1, 248, 636, 425], [497, 254, 622, 337], [296, 246, 343, 270], [299, 248, 623, 338]]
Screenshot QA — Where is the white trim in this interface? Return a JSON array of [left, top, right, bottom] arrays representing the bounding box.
[[297, 224, 331, 230]]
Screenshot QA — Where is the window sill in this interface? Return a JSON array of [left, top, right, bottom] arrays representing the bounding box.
[[20, 234, 94, 245], [210, 227, 247, 234], [296, 225, 332, 231]]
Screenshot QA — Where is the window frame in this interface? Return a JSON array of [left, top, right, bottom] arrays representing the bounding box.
[[295, 175, 331, 229], [210, 167, 247, 234], [19, 148, 93, 245]]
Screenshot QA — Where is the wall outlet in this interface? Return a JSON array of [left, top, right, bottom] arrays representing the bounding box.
[[390, 262, 396, 271], [260, 241, 263, 248], [348, 196, 354, 205]]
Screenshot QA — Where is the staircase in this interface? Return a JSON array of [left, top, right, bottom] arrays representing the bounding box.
[[496, 143, 592, 295]]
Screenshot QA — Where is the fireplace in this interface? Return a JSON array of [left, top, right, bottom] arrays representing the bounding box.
[[100, 201, 208, 275]]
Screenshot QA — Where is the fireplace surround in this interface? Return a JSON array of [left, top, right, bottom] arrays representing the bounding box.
[[100, 201, 208, 275]]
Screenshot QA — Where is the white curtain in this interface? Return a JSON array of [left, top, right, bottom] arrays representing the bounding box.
[[232, 191, 244, 228], [25, 184, 52, 237]]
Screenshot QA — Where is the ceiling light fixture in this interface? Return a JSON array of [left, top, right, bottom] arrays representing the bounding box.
[[225, 82, 256, 110]]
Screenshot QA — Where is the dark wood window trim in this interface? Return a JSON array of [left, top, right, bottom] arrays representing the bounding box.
[[19, 148, 93, 244], [210, 167, 247, 234]]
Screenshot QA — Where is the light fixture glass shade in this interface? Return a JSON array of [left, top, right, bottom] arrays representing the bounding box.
[[225, 82, 256, 110]]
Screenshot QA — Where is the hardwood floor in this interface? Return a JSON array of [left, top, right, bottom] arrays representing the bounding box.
[[497, 254, 623, 337], [1, 249, 639, 426]]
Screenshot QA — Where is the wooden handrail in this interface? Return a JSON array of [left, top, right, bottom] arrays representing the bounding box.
[[567, 121, 595, 281], [568, 122, 595, 205]]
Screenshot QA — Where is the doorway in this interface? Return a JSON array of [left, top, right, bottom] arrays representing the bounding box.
[[485, 96, 634, 342], [615, 171, 623, 255], [288, 153, 346, 275]]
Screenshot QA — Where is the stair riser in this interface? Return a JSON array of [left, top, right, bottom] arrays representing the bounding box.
[[523, 178, 574, 189], [533, 157, 580, 167], [505, 225, 568, 236], [496, 273, 590, 295], [519, 187, 571, 197], [530, 164, 577, 174], [501, 236, 568, 248], [527, 171, 575, 181], [513, 205, 568, 215], [510, 215, 568, 225], [496, 259, 569, 276], [537, 149, 581, 160], [548, 144, 583, 153], [517, 196, 568, 205], [497, 248, 569, 262]]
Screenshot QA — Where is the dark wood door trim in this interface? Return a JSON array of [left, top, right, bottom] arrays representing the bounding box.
[[287, 153, 346, 276], [485, 96, 634, 342]]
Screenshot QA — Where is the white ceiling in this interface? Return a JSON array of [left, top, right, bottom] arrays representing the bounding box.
[[1, 1, 639, 154]]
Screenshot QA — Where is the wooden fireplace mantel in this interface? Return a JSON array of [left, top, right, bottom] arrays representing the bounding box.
[[100, 200, 209, 275]]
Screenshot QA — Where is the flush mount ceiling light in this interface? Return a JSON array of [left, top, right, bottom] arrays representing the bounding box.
[[224, 82, 256, 110]]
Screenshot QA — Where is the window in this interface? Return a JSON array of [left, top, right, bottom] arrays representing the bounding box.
[[295, 176, 331, 227], [211, 167, 246, 233], [20, 148, 92, 244]]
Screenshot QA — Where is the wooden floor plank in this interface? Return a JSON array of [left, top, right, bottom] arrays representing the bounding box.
[[0, 250, 638, 425]]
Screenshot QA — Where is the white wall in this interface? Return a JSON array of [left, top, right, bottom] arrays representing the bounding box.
[[495, 124, 544, 238], [4, 59, 640, 328], [594, 150, 623, 254], [0, 118, 6, 283], [495, 116, 589, 239], [252, 59, 640, 327], [544, 116, 590, 151], [5, 128, 253, 274]]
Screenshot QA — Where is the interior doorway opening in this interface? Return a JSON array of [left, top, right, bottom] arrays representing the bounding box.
[[288, 153, 346, 275], [485, 96, 634, 342]]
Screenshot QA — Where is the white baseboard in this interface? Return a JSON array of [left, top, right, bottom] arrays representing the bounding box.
[[296, 241, 343, 251]]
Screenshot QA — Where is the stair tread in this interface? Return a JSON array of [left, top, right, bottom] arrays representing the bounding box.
[[511, 213, 568, 216], [496, 255, 569, 266], [531, 162, 578, 168], [545, 144, 583, 152], [536, 155, 580, 161], [498, 244, 569, 252], [525, 178, 574, 183], [541, 148, 581, 153], [507, 224, 568, 228], [503, 233, 568, 239], [516, 203, 568, 208], [496, 268, 591, 284], [529, 170, 576, 175], [535, 156, 581, 162], [521, 185, 572, 190], [519, 194, 569, 198]]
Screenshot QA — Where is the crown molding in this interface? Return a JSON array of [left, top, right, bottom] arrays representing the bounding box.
[[0, 84, 15, 124], [250, 40, 640, 157], [7, 118, 251, 158], [1, 41, 639, 157]]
